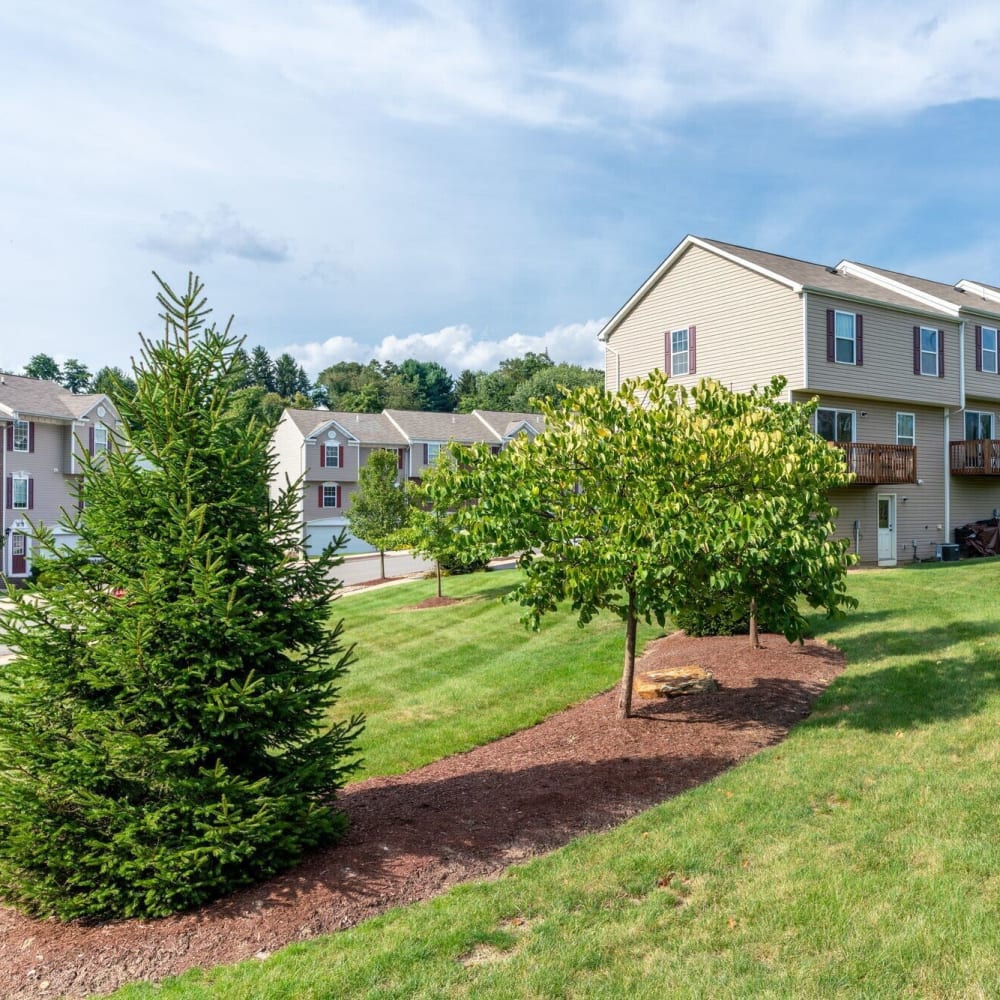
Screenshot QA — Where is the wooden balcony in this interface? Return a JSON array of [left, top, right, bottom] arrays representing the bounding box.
[[834, 442, 917, 485], [950, 439, 1000, 475]]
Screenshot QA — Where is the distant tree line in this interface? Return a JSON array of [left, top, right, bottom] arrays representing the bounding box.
[[16, 345, 604, 426]]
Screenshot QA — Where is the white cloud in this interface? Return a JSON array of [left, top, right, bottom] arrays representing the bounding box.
[[140, 205, 290, 264], [283, 318, 608, 378]]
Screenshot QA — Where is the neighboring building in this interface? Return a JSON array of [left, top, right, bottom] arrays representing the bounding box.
[[0, 373, 121, 580], [272, 407, 544, 556], [600, 235, 1000, 566]]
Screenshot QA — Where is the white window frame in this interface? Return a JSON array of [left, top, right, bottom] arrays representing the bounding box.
[[323, 443, 340, 468], [896, 412, 915, 447], [12, 419, 28, 452], [426, 442, 442, 465], [321, 484, 339, 508], [983, 326, 998, 374], [12, 475, 29, 510], [94, 424, 109, 453], [834, 311, 857, 365], [670, 328, 689, 376], [10, 533, 25, 557], [816, 408, 856, 443], [965, 410, 994, 441], [920, 326, 939, 376]]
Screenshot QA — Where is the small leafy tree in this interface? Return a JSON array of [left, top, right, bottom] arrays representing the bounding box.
[[428, 371, 855, 719], [0, 274, 363, 920], [347, 449, 410, 579], [23, 352, 61, 381]]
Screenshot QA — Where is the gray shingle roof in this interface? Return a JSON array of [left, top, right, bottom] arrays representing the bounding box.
[[384, 409, 503, 444], [284, 408, 407, 445], [849, 262, 1000, 319], [473, 409, 545, 437], [0, 373, 111, 421]]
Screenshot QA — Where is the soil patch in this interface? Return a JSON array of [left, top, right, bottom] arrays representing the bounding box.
[[407, 595, 462, 610], [0, 632, 844, 999]]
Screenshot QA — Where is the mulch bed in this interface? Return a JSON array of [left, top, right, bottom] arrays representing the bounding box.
[[0, 632, 844, 999]]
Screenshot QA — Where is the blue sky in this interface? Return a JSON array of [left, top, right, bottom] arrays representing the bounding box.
[[4, 1, 1000, 379]]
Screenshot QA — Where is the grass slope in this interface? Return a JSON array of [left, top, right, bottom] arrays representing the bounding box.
[[108, 562, 1000, 998], [331, 570, 660, 780]]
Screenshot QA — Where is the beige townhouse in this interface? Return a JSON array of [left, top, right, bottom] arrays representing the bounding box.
[[1, 373, 120, 580], [600, 235, 1000, 566], [272, 406, 543, 555]]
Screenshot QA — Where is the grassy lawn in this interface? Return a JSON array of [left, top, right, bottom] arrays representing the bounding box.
[[329, 569, 661, 780], [108, 561, 1000, 998]]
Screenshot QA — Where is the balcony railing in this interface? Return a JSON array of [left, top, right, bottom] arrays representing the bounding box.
[[950, 439, 1000, 475], [834, 442, 917, 485]]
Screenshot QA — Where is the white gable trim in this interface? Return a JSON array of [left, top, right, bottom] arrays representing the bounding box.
[[955, 279, 1000, 305], [382, 410, 412, 443], [599, 235, 803, 343], [303, 418, 359, 444], [836, 261, 959, 316]]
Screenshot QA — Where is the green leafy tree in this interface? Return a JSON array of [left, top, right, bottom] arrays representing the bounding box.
[[398, 359, 455, 412], [23, 353, 61, 381], [427, 371, 856, 719], [508, 363, 603, 411], [92, 365, 138, 402], [347, 450, 410, 579], [60, 357, 92, 393], [0, 273, 363, 920]]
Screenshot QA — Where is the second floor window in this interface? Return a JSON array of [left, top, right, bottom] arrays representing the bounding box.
[[94, 425, 109, 454], [11, 475, 30, 510], [978, 326, 998, 374], [425, 442, 442, 465], [896, 413, 915, 446], [816, 408, 855, 443], [12, 419, 29, 452], [917, 326, 941, 377], [965, 411, 994, 441], [322, 443, 341, 468], [670, 328, 689, 376], [321, 484, 340, 508], [834, 311, 857, 365]]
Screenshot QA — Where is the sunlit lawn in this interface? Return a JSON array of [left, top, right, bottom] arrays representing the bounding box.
[[109, 560, 1000, 998]]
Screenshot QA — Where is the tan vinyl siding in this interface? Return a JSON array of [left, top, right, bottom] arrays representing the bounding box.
[[793, 393, 947, 564], [604, 244, 803, 395], [806, 294, 960, 406], [269, 413, 307, 503], [964, 321, 1000, 402]]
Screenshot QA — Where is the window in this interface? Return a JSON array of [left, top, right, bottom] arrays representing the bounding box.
[[965, 411, 994, 441], [93, 425, 109, 454], [920, 326, 939, 376], [12, 475, 29, 510], [321, 484, 340, 508], [834, 311, 857, 365], [896, 413, 915, 446], [670, 328, 689, 376], [816, 408, 855, 443], [12, 419, 29, 452], [980, 326, 998, 374], [426, 442, 442, 465], [322, 443, 341, 468]]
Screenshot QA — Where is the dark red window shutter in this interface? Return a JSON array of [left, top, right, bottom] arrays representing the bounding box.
[[28, 423, 34, 453], [663, 331, 671, 376], [317, 484, 324, 506], [397, 449, 404, 470], [336, 485, 342, 508], [88, 426, 95, 456], [826, 310, 835, 362], [27, 479, 33, 510], [938, 330, 945, 378], [5, 475, 10, 509], [5, 426, 11, 451], [976, 326, 983, 371], [319, 444, 326, 468], [913, 327, 920, 374], [855, 315, 863, 366], [688, 325, 697, 374], [423, 443, 429, 464], [339, 445, 344, 468]]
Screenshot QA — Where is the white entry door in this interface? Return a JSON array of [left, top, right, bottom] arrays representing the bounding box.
[[877, 494, 896, 566]]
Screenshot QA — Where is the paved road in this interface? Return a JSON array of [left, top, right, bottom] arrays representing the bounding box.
[[332, 550, 434, 587]]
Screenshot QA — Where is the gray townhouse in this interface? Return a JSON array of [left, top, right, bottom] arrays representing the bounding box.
[[600, 235, 1000, 566], [1, 373, 120, 580], [271, 406, 543, 555]]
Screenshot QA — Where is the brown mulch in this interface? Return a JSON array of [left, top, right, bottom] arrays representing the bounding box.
[[0, 632, 844, 1000], [407, 595, 462, 609]]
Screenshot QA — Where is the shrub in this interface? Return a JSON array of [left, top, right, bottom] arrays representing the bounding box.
[[673, 592, 756, 637]]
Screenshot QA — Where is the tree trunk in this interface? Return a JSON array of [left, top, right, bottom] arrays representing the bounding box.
[[749, 596, 760, 649], [379, 548, 386, 580], [616, 589, 638, 720], [436, 560, 442, 599]]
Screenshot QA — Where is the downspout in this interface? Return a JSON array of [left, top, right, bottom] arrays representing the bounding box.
[[944, 408, 950, 539], [801, 290, 809, 393]]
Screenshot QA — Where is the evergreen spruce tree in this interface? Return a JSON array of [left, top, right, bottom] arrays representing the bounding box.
[[0, 274, 363, 921]]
